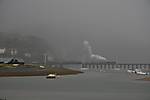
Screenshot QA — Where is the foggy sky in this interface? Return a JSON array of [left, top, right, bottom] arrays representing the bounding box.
[[0, 0, 150, 63]]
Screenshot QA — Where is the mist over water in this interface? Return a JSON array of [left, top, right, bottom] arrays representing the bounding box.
[[0, 1, 150, 100], [0, 0, 150, 63]]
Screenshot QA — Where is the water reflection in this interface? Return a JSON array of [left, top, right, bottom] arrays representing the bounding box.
[[0, 71, 150, 100]]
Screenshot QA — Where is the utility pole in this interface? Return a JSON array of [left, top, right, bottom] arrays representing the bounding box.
[[44, 53, 47, 65]]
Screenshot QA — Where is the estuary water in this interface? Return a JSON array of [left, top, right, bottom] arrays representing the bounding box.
[[0, 70, 150, 100]]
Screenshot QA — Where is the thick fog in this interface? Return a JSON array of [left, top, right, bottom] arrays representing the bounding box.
[[0, 0, 150, 63]]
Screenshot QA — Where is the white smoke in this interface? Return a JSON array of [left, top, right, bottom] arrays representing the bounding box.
[[83, 40, 92, 55], [83, 40, 107, 61], [91, 54, 107, 60]]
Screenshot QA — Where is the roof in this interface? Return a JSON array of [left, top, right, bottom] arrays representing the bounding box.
[[0, 58, 24, 64]]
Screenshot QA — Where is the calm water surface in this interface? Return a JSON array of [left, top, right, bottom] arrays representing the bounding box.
[[0, 71, 150, 100]]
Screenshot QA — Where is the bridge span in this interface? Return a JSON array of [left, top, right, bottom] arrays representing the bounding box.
[[81, 63, 150, 70], [49, 62, 150, 70]]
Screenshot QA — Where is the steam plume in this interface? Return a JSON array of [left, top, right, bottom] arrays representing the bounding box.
[[83, 40, 107, 61]]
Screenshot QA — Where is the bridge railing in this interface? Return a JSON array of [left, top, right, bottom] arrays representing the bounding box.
[[81, 63, 150, 70]]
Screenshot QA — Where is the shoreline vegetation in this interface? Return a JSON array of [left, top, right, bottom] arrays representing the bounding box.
[[0, 64, 83, 77]]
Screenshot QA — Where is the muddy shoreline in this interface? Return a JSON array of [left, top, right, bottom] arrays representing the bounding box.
[[0, 67, 83, 77]]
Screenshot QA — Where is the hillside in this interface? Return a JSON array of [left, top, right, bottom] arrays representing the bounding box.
[[0, 32, 54, 63]]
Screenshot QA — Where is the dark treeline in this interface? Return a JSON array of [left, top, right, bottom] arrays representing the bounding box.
[[0, 32, 55, 63]]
